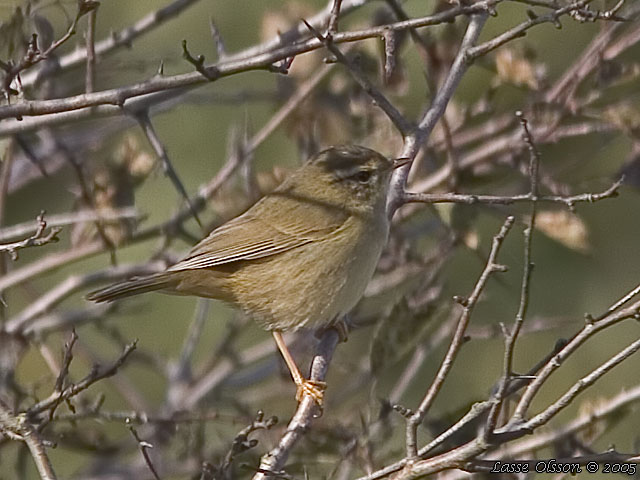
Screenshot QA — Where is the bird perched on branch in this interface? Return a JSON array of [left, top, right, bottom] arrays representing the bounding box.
[[88, 145, 407, 406]]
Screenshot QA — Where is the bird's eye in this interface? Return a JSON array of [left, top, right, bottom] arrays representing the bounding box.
[[353, 171, 372, 183]]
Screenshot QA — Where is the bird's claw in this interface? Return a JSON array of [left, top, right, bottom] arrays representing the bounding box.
[[295, 379, 327, 408]]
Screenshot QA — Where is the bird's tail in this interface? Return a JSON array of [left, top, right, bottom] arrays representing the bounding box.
[[86, 273, 175, 303]]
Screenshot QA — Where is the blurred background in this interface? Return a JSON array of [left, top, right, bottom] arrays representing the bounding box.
[[1, 0, 639, 478]]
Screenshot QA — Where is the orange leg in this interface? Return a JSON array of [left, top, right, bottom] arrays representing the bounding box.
[[272, 331, 326, 406]]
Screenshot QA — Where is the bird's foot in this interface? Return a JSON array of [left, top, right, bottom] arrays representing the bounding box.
[[295, 378, 327, 407]]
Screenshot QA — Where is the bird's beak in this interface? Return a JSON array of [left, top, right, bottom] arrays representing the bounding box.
[[392, 157, 412, 170]]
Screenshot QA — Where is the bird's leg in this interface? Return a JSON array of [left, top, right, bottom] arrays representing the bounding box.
[[272, 331, 326, 407]]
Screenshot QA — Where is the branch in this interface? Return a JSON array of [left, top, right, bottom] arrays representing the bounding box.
[[135, 111, 203, 230], [0, 59, 339, 294], [0, 208, 139, 243], [510, 296, 640, 424], [0, 1, 495, 123], [84, 7, 98, 94], [495, 383, 640, 458], [465, 1, 619, 60], [252, 329, 340, 480], [28, 340, 137, 416], [0, 399, 58, 480], [1, 1, 99, 100], [403, 177, 622, 209], [219, 411, 278, 476], [19, 0, 206, 89], [404, 216, 515, 458], [484, 112, 540, 438], [0, 211, 61, 260], [302, 19, 412, 136], [388, 10, 490, 214], [517, 335, 640, 431], [127, 422, 162, 480], [4, 261, 166, 334]]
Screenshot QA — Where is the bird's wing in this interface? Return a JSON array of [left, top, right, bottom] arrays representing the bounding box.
[[167, 192, 347, 271]]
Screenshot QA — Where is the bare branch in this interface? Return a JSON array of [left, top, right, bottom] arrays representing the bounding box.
[[0, 211, 61, 261], [388, 11, 489, 214], [305, 19, 412, 135], [19, 0, 206, 88], [0, 2, 494, 123], [84, 7, 98, 93], [405, 216, 515, 458], [127, 421, 162, 480], [135, 111, 203, 230], [252, 330, 340, 480], [28, 340, 137, 416], [0, 399, 58, 480], [0, 208, 139, 243], [403, 178, 622, 208], [484, 112, 540, 438], [326, 0, 344, 36], [4, 261, 166, 334]]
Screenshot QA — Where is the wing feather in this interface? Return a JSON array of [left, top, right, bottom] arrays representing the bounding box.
[[168, 192, 347, 272]]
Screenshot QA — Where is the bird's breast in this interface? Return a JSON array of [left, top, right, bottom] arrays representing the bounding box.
[[229, 214, 389, 331]]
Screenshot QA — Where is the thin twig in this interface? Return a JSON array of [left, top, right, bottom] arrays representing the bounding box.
[[1, 1, 99, 98], [28, 341, 137, 416], [302, 19, 412, 136], [405, 216, 515, 458], [466, 1, 611, 60], [0, 207, 139, 242], [483, 112, 540, 438], [0, 211, 61, 261], [19, 0, 206, 88], [326, 0, 344, 35], [388, 11, 489, 214], [510, 298, 640, 424], [4, 261, 166, 334], [85, 8, 98, 93], [515, 335, 640, 432], [127, 421, 162, 480], [135, 111, 203, 230], [403, 178, 622, 208]]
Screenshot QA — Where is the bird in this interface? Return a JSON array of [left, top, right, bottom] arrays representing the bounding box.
[[87, 145, 405, 406]]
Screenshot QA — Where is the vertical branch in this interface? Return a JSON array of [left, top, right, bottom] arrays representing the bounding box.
[[85, 8, 98, 93], [0, 400, 58, 480], [390, 11, 489, 215], [64, 149, 117, 263], [127, 422, 162, 480], [0, 141, 14, 317], [484, 112, 540, 436], [326, 0, 344, 35], [405, 216, 514, 458]]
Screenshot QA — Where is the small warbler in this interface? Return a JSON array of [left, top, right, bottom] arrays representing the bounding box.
[[88, 145, 405, 405]]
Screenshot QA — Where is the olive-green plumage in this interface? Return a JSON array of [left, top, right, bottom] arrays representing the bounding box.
[[87, 145, 396, 332]]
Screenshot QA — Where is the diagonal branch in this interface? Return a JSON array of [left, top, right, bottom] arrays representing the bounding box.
[[135, 111, 203, 230], [388, 10, 489, 215], [252, 330, 340, 480]]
